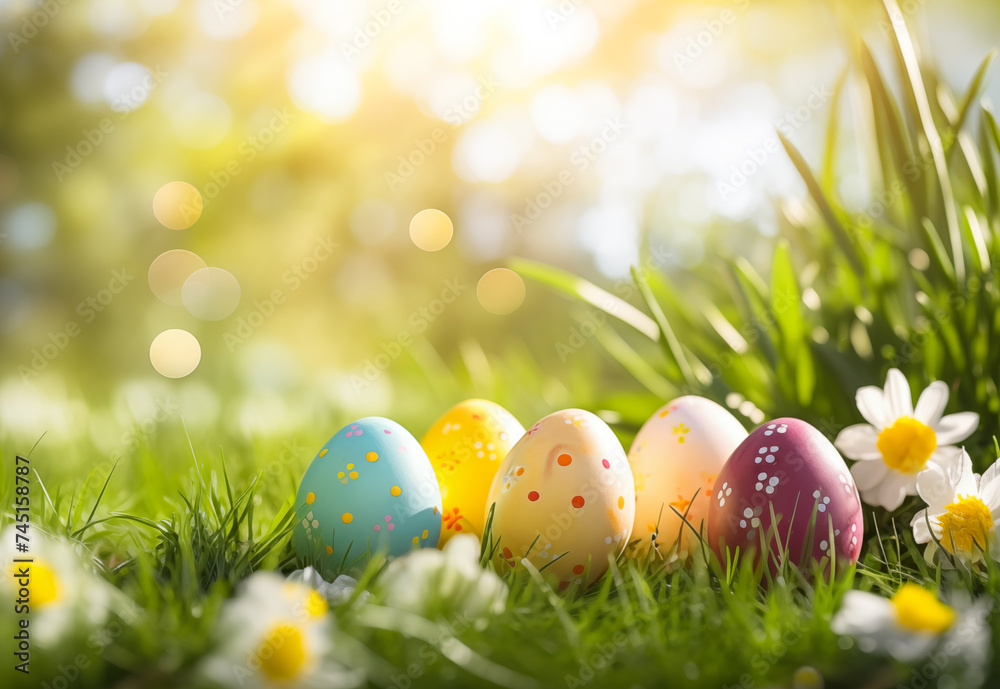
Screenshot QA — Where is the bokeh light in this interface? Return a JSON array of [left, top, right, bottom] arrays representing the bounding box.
[[149, 329, 202, 378], [181, 267, 242, 321], [148, 250, 208, 306], [102, 61, 153, 112], [287, 51, 362, 122], [169, 93, 233, 149], [2, 202, 56, 250], [477, 268, 525, 315], [197, 0, 258, 40], [409, 208, 454, 252], [153, 181, 203, 230]]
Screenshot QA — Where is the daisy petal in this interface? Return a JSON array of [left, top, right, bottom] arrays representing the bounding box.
[[913, 381, 949, 426], [910, 509, 934, 543], [877, 471, 911, 511], [852, 460, 889, 491], [952, 449, 978, 497], [979, 458, 1000, 510], [922, 539, 940, 566], [856, 386, 887, 429], [831, 591, 895, 635], [886, 632, 939, 663], [883, 369, 913, 421], [934, 412, 979, 445], [835, 424, 881, 460], [916, 461, 955, 508]]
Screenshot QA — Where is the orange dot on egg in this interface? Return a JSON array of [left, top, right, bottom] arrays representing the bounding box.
[[390, 486, 402, 497], [341, 512, 353, 524], [617, 496, 625, 510], [572, 496, 585, 509], [557, 454, 572, 466], [306, 492, 315, 505], [572, 564, 584, 575], [516, 467, 525, 476], [349, 471, 359, 479], [366, 452, 379, 462], [325, 545, 333, 555]]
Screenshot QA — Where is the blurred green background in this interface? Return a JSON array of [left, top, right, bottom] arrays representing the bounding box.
[[2, 0, 1000, 494]]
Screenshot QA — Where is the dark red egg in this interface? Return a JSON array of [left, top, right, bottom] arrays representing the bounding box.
[[707, 418, 863, 571]]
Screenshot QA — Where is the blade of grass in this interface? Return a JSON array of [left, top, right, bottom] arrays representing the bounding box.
[[630, 265, 697, 387], [881, 0, 965, 283], [778, 131, 864, 272], [510, 257, 659, 341]]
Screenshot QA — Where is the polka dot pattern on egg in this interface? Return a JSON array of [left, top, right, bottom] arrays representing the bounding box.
[[292, 417, 443, 578]]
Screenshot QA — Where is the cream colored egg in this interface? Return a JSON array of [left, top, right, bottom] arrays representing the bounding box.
[[486, 409, 635, 589], [628, 395, 748, 557], [421, 399, 526, 546]]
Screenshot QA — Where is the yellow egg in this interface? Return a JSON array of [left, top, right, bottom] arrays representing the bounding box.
[[486, 409, 635, 589], [421, 399, 525, 546], [628, 395, 748, 558]]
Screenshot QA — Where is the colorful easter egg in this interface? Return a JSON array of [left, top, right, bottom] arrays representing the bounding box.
[[486, 409, 635, 589], [707, 418, 863, 571], [421, 399, 526, 546], [628, 395, 748, 557], [293, 417, 442, 577]]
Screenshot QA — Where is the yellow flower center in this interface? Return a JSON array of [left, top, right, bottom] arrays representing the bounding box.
[[305, 589, 328, 618], [876, 417, 937, 473], [890, 584, 955, 633], [936, 495, 992, 555], [9, 559, 60, 608], [256, 623, 308, 681]]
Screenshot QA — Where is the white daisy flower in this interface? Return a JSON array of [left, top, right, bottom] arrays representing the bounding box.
[[376, 534, 507, 621], [834, 369, 978, 510], [831, 584, 988, 663], [286, 567, 371, 606], [911, 449, 1000, 565], [0, 527, 123, 649], [201, 572, 363, 689]]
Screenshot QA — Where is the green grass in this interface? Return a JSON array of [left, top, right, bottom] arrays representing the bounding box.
[[4, 1, 1000, 687]]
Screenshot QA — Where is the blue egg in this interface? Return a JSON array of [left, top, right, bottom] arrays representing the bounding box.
[[293, 417, 443, 576]]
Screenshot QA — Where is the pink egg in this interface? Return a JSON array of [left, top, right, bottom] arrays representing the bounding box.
[[707, 418, 863, 571]]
